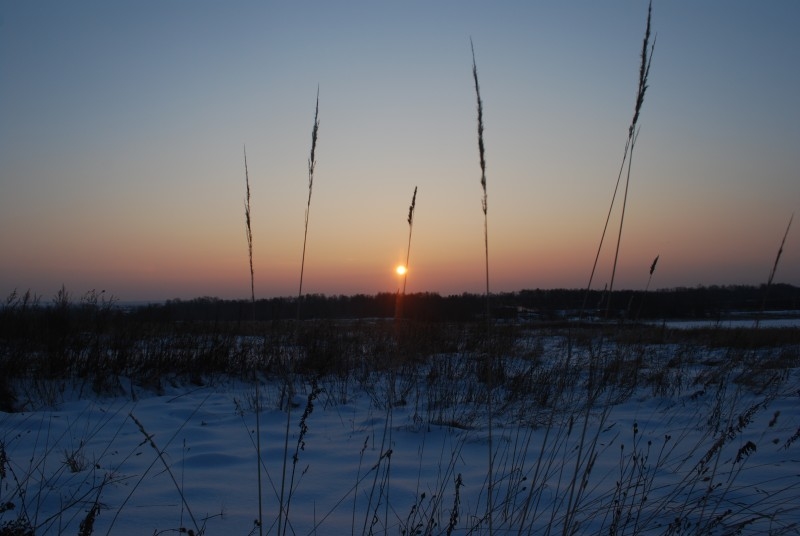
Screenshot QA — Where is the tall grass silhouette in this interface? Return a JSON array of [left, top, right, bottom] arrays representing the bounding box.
[[395, 186, 417, 320], [242, 144, 263, 535], [470, 37, 494, 532], [635, 254, 659, 321], [243, 146, 255, 319], [554, 5, 656, 534], [403, 185, 417, 298], [6, 4, 800, 534], [279, 87, 320, 536], [583, 0, 656, 318], [297, 87, 321, 320], [757, 213, 794, 328]]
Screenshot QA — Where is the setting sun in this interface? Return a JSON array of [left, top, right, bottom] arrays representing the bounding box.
[[395, 265, 407, 276]]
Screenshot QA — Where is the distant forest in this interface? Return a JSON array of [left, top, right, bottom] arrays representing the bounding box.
[[136, 284, 800, 323]]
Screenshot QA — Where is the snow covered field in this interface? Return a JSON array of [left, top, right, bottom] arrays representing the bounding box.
[[2, 328, 799, 535]]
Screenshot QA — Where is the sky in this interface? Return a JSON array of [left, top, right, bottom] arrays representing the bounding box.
[[1, 1, 798, 303]]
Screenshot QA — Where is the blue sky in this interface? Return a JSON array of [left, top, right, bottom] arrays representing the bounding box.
[[1, 1, 798, 301]]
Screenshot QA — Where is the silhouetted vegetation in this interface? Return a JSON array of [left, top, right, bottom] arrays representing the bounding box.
[[125, 284, 800, 323], [1, 284, 798, 413]]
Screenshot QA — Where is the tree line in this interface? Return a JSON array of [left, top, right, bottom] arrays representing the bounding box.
[[137, 284, 800, 323]]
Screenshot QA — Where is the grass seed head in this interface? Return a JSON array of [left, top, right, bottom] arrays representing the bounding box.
[[407, 186, 417, 226]]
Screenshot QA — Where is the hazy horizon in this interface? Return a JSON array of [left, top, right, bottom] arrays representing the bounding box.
[[2, 2, 798, 303]]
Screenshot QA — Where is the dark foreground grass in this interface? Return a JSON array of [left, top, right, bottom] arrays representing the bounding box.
[[1, 298, 798, 534], [1, 291, 798, 408]]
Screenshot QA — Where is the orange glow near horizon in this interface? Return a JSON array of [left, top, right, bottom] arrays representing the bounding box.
[[1, 4, 799, 303]]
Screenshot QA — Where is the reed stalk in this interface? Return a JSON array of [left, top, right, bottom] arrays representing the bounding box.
[[243, 145, 263, 536], [582, 0, 655, 318], [403, 186, 417, 297], [567, 4, 655, 533], [757, 213, 793, 328], [279, 87, 320, 536], [244, 146, 255, 319], [605, 128, 640, 316], [635, 254, 659, 321], [395, 186, 417, 320], [471, 37, 493, 533], [297, 87, 321, 319]]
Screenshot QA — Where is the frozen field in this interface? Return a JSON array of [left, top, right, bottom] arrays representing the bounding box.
[[2, 326, 799, 535]]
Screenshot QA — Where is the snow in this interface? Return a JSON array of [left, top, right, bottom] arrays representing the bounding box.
[[2, 335, 799, 535], [653, 318, 800, 330]]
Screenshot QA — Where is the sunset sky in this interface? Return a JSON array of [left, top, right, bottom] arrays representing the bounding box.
[[1, 2, 798, 303]]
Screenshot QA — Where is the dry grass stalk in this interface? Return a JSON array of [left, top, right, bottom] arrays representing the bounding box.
[[567, 5, 656, 533], [403, 185, 417, 297], [283, 381, 321, 535], [583, 0, 655, 317], [470, 37, 494, 533], [766, 212, 793, 289], [396, 186, 418, 320], [280, 88, 320, 536], [606, 127, 640, 309], [129, 413, 200, 535], [471, 39, 489, 311], [243, 144, 263, 535], [635, 254, 659, 321], [78, 484, 104, 536], [244, 146, 255, 317], [757, 213, 794, 328], [297, 87, 321, 316]]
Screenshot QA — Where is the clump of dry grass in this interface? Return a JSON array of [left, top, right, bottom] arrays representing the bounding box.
[[77, 492, 101, 536]]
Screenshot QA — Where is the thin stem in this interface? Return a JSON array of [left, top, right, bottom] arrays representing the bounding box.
[[396, 186, 417, 320], [244, 146, 255, 319], [606, 128, 639, 317], [280, 87, 320, 536], [471, 37, 493, 534], [243, 145, 262, 536], [635, 254, 659, 321], [130, 413, 200, 535], [403, 186, 417, 297], [581, 1, 655, 319], [757, 213, 793, 328], [297, 87, 320, 318], [580, 135, 632, 318]]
